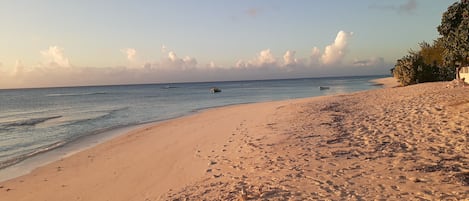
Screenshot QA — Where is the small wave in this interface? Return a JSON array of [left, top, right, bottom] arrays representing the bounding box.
[[46, 92, 108, 97], [161, 85, 180, 89], [0, 141, 66, 169], [2, 115, 62, 127], [57, 107, 129, 126]]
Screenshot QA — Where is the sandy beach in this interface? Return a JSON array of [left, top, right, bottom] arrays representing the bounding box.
[[0, 77, 468, 200]]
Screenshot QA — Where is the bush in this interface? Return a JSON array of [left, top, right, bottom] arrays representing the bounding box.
[[393, 54, 420, 86], [393, 40, 455, 86]]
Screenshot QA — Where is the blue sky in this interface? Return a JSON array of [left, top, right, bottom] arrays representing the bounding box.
[[0, 0, 456, 88]]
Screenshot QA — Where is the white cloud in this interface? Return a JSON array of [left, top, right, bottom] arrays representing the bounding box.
[[168, 51, 178, 62], [311, 47, 321, 58], [283, 50, 298, 66], [40, 46, 71, 67], [121, 48, 137, 61], [321, 31, 353, 65], [183, 56, 197, 67], [236, 49, 277, 68], [257, 49, 276, 65], [0, 31, 392, 89], [164, 51, 197, 69]]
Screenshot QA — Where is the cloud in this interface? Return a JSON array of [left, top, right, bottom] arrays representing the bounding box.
[[141, 49, 198, 70], [165, 51, 197, 69], [257, 49, 276, 65], [369, 0, 418, 14], [399, 0, 417, 13], [245, 8, 259, 17], [321, 31, 353, 65], [207, 61, 217, 68], [40, 46, 71, 67], [353, 57, 385, 67], [0, 32, 391, 89], [236, 49, 277, 68], [283, 50, 298, 66], [237, 31, 353, 68], [121, 48, 137, 61]]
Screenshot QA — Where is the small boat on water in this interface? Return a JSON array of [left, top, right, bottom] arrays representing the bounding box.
[[210, 87, 222, 93], [319, 86, 330, 90]]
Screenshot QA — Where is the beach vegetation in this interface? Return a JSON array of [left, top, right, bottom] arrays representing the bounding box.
[[394, 0, 468, 86], [438, 0, 469, 67], [393, 40, 451, 86]]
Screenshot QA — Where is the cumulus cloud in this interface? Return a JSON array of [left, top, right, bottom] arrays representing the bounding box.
[[236, 49, 277, 68], [237, 31, 354, 69], [40, 46, 71, 67], [0, 32, 391, 89], [310, 47, 321, 64], [257, 49, 276, 65], [121, 48, 137, 61], [140, 49, 198, 70], [164, 51, 197, 69], [283, 50, 298, 66], [370, 0, 418, 14], [321, 31, 353, 65]]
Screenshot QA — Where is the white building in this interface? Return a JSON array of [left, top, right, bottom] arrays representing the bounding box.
[[460, 66, 469, 83]]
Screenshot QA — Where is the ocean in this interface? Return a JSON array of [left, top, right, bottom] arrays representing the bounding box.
[[0, 75, 386, 179]]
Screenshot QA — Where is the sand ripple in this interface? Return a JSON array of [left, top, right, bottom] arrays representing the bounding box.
[[164, 82, 468, 200]]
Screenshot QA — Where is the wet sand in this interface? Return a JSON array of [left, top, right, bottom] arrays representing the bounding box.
[[0, 79, 468, 200]]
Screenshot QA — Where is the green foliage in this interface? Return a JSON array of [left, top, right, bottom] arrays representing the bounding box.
[[393, 0, 468, 86], [393, 54, 419, 86], [393, 40, 452, 86], [419, 40, 444, 67], [437, 0, 469, 67]]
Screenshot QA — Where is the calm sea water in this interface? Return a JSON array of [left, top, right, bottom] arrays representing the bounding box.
[[0, 75, 386, 170]]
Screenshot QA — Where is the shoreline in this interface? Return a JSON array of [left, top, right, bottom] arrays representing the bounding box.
[[0, 77, 386, 182], [0, 124, 148, 182], [0, 101, 263, 183], [2, 78, 466, 200], [370, 76, 400, 88]]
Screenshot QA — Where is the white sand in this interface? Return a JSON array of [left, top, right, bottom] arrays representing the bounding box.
[[371, 77, 401, 88], [0, 81, 468, 200]]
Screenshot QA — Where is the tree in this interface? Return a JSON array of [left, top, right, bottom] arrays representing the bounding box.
[[419, 40, 444, 67], [437, 0, 469, 67], [393, 40, 452, 86], [418, 39, 454, 81], [393, 53, 421, 86]]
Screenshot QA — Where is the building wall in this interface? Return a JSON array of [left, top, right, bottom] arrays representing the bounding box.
[[461, 66, 469, 83]]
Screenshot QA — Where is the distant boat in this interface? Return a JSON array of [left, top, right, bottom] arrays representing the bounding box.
[[319, 86, 330, 90], [210, 87, 222, 93]]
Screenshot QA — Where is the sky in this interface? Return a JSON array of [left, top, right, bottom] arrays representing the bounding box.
[[0, 0, 456, 88]]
